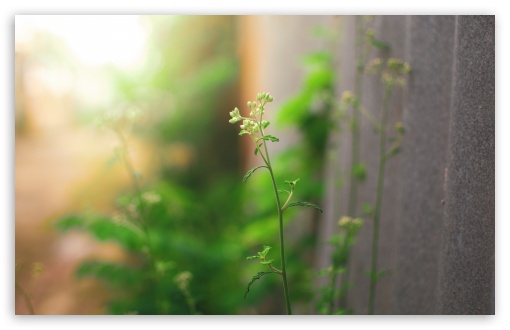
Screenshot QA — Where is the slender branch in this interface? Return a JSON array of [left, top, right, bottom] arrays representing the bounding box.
[[15, 281, 35, 315], [113, 128, 156, 272], [281, 187, 295, 211], [259, 118, 292, 315], [368, 87, 392, 315]]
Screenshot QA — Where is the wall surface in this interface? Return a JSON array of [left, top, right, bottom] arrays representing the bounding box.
[[246, 15, 495, 315], [316, 15, 494, 315]]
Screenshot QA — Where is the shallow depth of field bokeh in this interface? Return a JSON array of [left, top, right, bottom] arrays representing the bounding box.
[[15, 15, 336, 315]]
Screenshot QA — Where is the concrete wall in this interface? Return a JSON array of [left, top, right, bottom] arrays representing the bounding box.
[[317, 15, 494, 315]]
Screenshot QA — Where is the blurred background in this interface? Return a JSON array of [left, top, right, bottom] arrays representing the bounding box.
[[15, 15, 338, 315]]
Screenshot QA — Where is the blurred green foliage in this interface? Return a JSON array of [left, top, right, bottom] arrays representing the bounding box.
[[56, 16, 249, 315], [54, 17, 342, 315]]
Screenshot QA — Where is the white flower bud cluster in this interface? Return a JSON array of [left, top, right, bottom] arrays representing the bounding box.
[[338, 216, 363, 230], [229, 107, 242, 124], [228, 92, 275, 136], [174, 271, 193, 291]]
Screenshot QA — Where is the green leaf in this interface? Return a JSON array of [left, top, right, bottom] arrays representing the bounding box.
[[55, 215, 85, 231], [276, 90, 313, 126], [258, 245, 272, 258], [76, 260, 142, 288], [239, 130, 249, 136], [260, 259, 274, 265], [262, 135, 279, 142], [246, 256, 259, 260], [352, 163, 367, 182], [285, 201, 323, 213], [254, 143, 263, 156], [243, 165, 267, 183], [305, 68, 334, 90], [371, 39, 391, 50], [362, 203, 374, 215], [284, 178, 300, 187], [55, 215, 144, 252], [385, 145, 401, 159], [244, 271, 277, 299], [303, 51, 332, 66]]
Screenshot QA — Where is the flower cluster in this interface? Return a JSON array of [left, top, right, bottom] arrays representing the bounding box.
[[382, 58, 411, 88], [174, 271, 193, 291], [366, 57, 410, 89], [338, 216, 363, 230], [228, 107, 242, 124], [228, 92, 274, 136]]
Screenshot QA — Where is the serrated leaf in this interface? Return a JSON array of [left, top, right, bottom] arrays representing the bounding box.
[[259, 245, 272, 258], [286, 201, 323, 213], [284, 178, 300, 187], [243, 165, 267, 183], [244, 271, 276, 299], [262, 135, 279, 142], [246, 256, 259, 260], [260, 259, 273, 265]]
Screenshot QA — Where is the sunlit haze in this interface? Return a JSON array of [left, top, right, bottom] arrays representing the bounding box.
[[16, 15, 148, 68]]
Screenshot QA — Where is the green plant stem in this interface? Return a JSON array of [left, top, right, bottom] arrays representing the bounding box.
[[327, 267, 337, 314], [259, 127, 292, 316], [114, 129, 156, 272], [367, 87, 392, 315], [182, 288, 197, 315], [15, 281, 34, 315], [347, 15, 366, 218]]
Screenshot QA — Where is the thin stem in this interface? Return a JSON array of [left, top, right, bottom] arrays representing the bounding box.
[[368, 87, 392, 315], [281, 187, 294, 211], [259, 123, 292, 315], [182, 288, 197, 315], [15, 281, 35, 315], [114, 129, 156, 272], [347, 15, 366, 218], [327, 268, 337, 314]]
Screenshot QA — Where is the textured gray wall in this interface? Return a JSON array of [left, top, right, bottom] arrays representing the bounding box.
[[437, 15, 495, 315], [316, 15, 494, 315], [392, 15, 456, 315]]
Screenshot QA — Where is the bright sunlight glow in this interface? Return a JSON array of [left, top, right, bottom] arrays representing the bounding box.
[[16, 15, 148, 69]]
